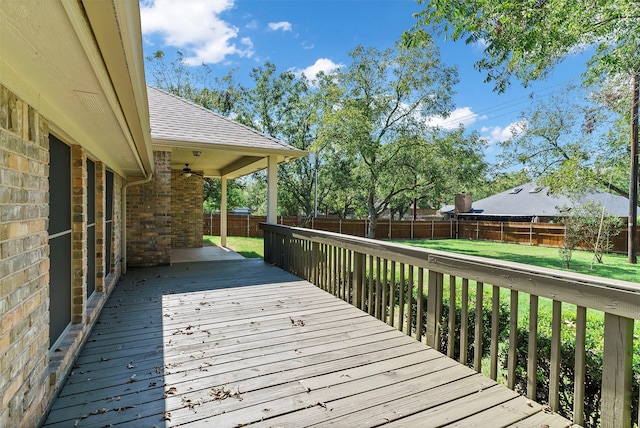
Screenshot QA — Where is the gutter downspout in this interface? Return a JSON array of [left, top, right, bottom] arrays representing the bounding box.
[[121, 173, 153, 274]]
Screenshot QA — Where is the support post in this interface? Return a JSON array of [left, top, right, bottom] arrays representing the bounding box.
[[221, 176, 227, 247], [267, 155, 278, 224]]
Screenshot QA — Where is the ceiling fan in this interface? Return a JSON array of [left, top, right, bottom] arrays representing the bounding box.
[[180, 151, 204, 178]]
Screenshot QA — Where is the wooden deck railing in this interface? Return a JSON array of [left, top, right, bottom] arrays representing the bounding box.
[[261, 223, 640, 428]]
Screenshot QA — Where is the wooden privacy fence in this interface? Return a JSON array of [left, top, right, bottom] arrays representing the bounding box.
[[261, 223, 640, 427], [204, 214, 454, 239], [204, 214, 636, 253]]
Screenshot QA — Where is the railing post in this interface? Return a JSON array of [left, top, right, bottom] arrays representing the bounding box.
[[282, 236, 290, 271], [426, 270, 443, 349], [263, 230, 271, 264], [601, 313, 633, 428]]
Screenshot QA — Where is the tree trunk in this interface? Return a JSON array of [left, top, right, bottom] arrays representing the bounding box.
[[367, 213, 378, 239], [628, 72, 639, 264]]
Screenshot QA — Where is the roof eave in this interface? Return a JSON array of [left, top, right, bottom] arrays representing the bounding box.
[[82, 0, 154, 176]]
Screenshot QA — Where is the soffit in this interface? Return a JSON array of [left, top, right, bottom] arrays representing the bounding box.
[[0, 0, 152, 176]]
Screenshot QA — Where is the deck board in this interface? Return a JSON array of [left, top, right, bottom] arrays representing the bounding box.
[[43, 259, 576, 427]]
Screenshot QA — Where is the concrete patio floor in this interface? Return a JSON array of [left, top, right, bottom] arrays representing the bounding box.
[[171, 246, 244, 263]]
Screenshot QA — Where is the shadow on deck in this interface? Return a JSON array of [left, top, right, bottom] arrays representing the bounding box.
[[43, 259, 576, 427]]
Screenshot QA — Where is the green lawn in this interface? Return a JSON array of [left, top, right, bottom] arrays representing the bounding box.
[[390, 238, 640, 284], [204, 235, 264, 259]]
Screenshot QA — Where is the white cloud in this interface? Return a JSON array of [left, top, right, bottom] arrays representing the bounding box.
[[426, 107, 487, 130], [292, 58, 342, 80], [268, 21, 293, 32], [140, 0, 253, 65], [480, 120, 528, 144]]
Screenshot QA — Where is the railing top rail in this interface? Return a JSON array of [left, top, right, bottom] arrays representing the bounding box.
[[261, 223, 640, 319]]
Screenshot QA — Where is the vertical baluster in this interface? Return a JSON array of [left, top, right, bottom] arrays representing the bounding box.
[[448, 275, 456, 358], [341, 248, 349, 302], [311, 242, 319, 286], [375, 257, 382, 319], [507, 290, 518, 389], [549, 300, 562, 411], [368, 255, 374, 314], [426, 270, 443, 350], [398, 263, 405, 332], [323, 244, 329, 290], [406, 265, 414, 337], [389, 261, 396, 328], [416, 268, 424, 342], [474, 281, 484, 373], [490, 285, 499, 380], [527, 294, 539, 400], [382, 259, 388, 324], [573, 306, 586, 426], [331, 247, 340, 297], [460, 278, 469, 365], [325, 244, 330, 291], [354, 252, 364, 309], [346, 250, 356, 306]]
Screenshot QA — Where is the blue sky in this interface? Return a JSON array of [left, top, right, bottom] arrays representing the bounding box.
[[140, 0, 591, 162]]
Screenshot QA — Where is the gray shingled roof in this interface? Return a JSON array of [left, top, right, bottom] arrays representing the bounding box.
[[441, 182, 630, 217], [147, 85, 303, 155]]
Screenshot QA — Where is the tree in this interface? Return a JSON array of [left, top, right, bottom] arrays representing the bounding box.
[[203, 178, 246, 214], [499, 86, 628, 198], [234, 63, 352, 218], [408, 0, 639, 262], [146, 50, 239, 116], [319, 41, 486, 238]]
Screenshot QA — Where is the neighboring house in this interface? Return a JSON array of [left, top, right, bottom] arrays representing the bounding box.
[[0, 2, 303, 427], [440, 182, 630, 222]]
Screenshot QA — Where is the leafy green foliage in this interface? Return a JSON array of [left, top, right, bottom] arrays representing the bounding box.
[[203, 178, 246, 214], [498, 86, 629, 198], [319, 41, 487, 237], [233, 63, 353, 218], [408, 0, 640, 92], [146, 50, 239, 116]]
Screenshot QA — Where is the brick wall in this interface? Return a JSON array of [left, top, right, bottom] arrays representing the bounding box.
[[125, 150, 171, 266], [0, 84, 128, 427], [171, 169, 204, 248], [0, 85, 51, 428]]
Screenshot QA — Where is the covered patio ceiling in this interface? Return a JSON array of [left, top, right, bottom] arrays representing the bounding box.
[[147, 86, 307, 179]]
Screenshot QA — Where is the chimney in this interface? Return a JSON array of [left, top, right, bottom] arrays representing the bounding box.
[[455, 193, 472, 213]]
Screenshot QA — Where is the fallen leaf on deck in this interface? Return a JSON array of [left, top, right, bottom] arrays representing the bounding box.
[[289, 316, 305, 326]]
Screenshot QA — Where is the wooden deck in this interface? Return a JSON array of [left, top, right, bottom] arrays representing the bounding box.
[[43, 259, 576, 427]]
